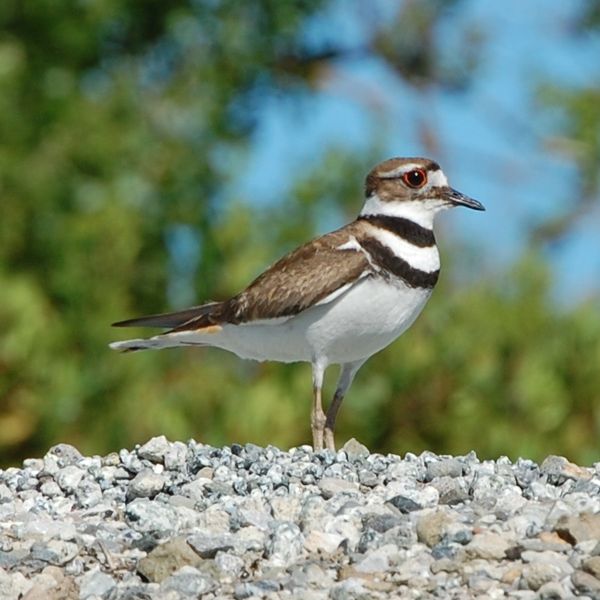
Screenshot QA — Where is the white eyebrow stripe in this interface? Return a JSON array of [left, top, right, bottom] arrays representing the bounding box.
[[378, 163, 425, 178]]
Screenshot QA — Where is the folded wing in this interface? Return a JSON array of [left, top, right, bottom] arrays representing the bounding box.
[[113, 226, 371, 333]]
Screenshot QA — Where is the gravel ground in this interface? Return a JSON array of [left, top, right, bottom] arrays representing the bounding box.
[[1, 437, 599, 599]]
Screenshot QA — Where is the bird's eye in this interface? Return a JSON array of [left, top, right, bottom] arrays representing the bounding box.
[[402, 169, 427, 189]]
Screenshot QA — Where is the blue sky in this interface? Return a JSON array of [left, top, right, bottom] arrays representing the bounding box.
[[232, 0, 600, 304]]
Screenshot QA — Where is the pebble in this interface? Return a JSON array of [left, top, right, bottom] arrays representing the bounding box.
[[54, 466, 85, 494], [137, 537, 205, 582], [554, 512, 600, 544], [30, 540, 79, 566], [79, 568, 116, 599], [138, 436, 172, 464], [0, 439, 598, 598], [318, 477, 359, 498], [159, 565, 215, 596], [126, 469, 165, 500], [187, 533, 234, 558]]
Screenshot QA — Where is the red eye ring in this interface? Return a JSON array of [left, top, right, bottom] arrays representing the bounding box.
[[402, 168, 427, 189]]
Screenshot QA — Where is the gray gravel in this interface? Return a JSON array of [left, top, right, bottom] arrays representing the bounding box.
[[1, 437, 599, 599]]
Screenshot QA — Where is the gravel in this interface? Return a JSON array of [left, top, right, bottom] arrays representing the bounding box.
[[0, 436, 599, 599]]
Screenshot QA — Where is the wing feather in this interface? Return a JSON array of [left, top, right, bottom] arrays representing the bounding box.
[[114, 224, 371, 333], [112, 303, 220, 329], [195, 227, 371, 327]]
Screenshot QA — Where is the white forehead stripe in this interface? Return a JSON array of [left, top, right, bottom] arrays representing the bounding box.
[[428, 169, 448, 187]]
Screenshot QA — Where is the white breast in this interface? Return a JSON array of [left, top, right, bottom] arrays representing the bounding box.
[[304, 276, 432, 364]]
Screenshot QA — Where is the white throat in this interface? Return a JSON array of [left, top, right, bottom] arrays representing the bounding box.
[[359, 194, 447, 229]]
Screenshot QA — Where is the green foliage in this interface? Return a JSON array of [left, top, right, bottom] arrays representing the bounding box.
[[0, 2, 598, 465]]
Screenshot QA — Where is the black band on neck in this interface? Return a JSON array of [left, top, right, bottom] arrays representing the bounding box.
[[358, 215, 435, 247]]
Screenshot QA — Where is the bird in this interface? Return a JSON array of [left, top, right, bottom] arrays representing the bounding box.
[[110, 157, 485, 451]]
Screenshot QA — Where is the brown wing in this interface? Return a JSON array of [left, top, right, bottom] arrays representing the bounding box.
[[231, 229, 370, 322], [170, 225, 371, 331], [112, 303, 220, 329]]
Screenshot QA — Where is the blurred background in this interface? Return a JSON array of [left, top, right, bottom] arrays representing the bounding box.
[[1, 0, 599, 466]]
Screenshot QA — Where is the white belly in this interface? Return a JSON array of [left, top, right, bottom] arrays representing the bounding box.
[[206, 277, 432, 366]]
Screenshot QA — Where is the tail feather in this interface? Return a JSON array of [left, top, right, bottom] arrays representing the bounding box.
[[109, 337, 169, 353], [111, 302, 220, 329], [109, 333, 212, 353]]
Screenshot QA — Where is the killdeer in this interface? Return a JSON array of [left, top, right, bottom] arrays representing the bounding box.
[[110, 157, 484, 451]]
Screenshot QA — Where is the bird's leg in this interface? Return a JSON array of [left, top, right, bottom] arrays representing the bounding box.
[[311, 362, 327, 451], [311, 386, 325, 451], [324, 360, 366, 451]]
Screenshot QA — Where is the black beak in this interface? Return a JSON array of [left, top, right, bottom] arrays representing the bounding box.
[[445, 188, 485, 211]]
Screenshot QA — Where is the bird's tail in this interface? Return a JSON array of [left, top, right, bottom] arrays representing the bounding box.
[[110, 301, 225, 352], [110, 336, 173, 353], [109, 331, 213, 353]]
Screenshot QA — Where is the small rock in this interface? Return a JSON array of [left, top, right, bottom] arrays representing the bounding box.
[[362, 513, 403, 533], [387, 495, 422, 514], [187, 533, 234, 559], [215, 552, 245, 578], [164, 442, 188, 470], [79, 569, 116, 599], [75, 478, 103, 508], [445, 525, 473, 545], [466, 532, 510, 560], [55, 466, 85, 494], [358, 469, 379, 487], [159, 566, 214, 596], [536, 581, 568, 600], [46, 444, 83, 468], [138, 537, 205, 583], [233, 526, 267, 553], [138, 436, 171, 463], [40, 479, 63, 498], [425, 458, 464, 480], [102, 452, 120, 466], [520, 550, 573, 580], [0, 484, 12, 503], [318, 477, 359, 499], [0, 570, 32, 599], [126, 498, 179, 536], [30, 540, 78, 566], [342, 439, 370, 462], [329, 578, 371, 600], [265, 522, 304, 567], [17, 571, 61, 600], [429, 475, 470, 505], [540, 455, 592, 484], [416, 510, 452, 547], [571, 570, 600, 596], [501, 564, 523, 585], [127, 469, 165, 500], [583, 556, 600, 579], [234, 579, 281, 599], [354, 548, 390, 573], [22, 458, 44, 475], [521, 563, 562, 591], [304, 531, 344, 554], [554, 512, 600, 544]]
